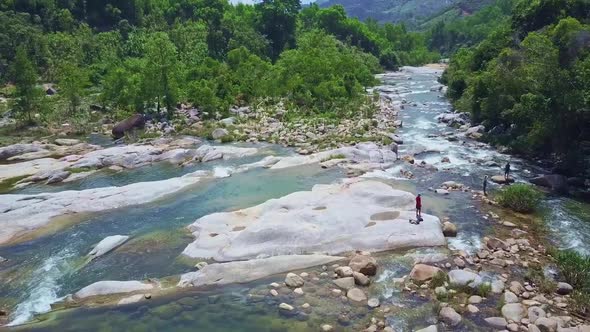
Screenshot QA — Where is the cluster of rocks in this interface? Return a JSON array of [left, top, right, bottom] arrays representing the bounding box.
[[271, 253, 394, 332]]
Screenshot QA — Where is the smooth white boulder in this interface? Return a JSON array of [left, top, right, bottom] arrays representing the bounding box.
[[0, 171, 209, 245], [270, 145, 396, 170], [178, 255, 343, 288], [74, 281, 153, 299], [88, 235, 130, 260], [182, 179, 445, 261]]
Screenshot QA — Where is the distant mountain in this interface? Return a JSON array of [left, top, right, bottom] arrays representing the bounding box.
[[315, 0, 496, 27]]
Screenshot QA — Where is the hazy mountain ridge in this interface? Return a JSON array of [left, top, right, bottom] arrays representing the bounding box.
[[316, 0, 496, 27]]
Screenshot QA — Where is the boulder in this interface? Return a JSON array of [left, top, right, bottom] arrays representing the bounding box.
[[54, 138, 81, 146], [503, 291, 519, 303], [349, 254, 378, 276], [182, 180, 445, 261], [88, 235, 130, 260], [435, 189, 449, 195], [448, 270, 482, 288], [439, 307, 462, 326], [285, 273, 304, 288], [442, 222, 457, 237], [501, 303, 526, 322], [367, 298, 380, 308], [335, 266, 354, 277], [528, 306, 546, 324], [556, 282, 573, 295], [212, 128, 230, 140], [485, 317, 508, 329], [333, 277, 355, 290], [112, 114, 145, 139], [353, 272, 370, 286], [530, 175, 568, 193], [415, 325, 438, 332], [491, 175, 515, 184], [74, 280, 153, 299], [535, 317, 557, 332], [409, 264, 443, 282], [346, 288, 367, 302]]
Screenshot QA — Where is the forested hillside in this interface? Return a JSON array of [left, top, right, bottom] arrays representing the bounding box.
[[0, 0, 439, 131], [443, 0, 590, 174], [316, 0, 495, 27]]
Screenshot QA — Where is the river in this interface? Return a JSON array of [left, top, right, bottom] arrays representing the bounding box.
[[1, 66, 588, 331]]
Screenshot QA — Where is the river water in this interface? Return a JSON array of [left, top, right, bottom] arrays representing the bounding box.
[[1, 66, 589, 331]]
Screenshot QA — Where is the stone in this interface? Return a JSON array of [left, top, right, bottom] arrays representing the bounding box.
[[448, 269, 482, 288], [349, 254, 378, 276], [435, 286, 447, 297], [415, 325, 438, 332], [112, 114, 145, 139], [182, 180, 445, 261], [409, 264, 443, 282], [301, 303, 310, 309], [467, 304, 479, 313], [492, 280, 505, 293], [347, 288, 367, 302], [333, 277, 355, 290], [293, 288, 304, 295], [87, 235, 129, 260], [75, 280, 154, 299], [54, 138, 81, 146], [211, 128, 230, 140], [556, 282, 573, 295], [453, 257, 465, 268], [270, 289, 278, 297], [468, 295, 482, 304], [529, 325, 541, 332], [528, 306, 546, 324], [321, 324, 333, 331], [491, 175, 515, 184], [509, 281, 525, 295], [501, 303, 526, 322], [503, 291, 519, 303], [367, 298, 380, 308], [435, 189, 449, 195], [530, 174, 568, 193], [485, 317, 508, 329], [285, 273, 305, 288], [117, 294, 145, 305], [335, 266, 354, 278], [443, 222, 458, 237], [439, 307, 462, 327], [507, 323, 519, 331], [179, 255, 342, 288], [278, 303, 294, 311], [332, 289, 342, 296], [353, 272, 371, 286], [486, 237, 508, 250], [535, 317, 558, 332], [195, 262, 208, 270]]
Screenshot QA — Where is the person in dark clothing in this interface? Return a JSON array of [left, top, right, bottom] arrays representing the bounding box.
[[415, 194, 422, 220], [483, 175, 488, 196], [504, 162, 511, 181]]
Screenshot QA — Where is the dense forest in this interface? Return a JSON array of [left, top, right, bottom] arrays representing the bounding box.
[[0, 0, 439, 128], [442, 0, 590, 174]]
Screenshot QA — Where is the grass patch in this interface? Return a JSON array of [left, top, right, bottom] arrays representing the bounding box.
[[525, 264, 557, 294], [496, 184, 543, 213], [430, 271, 448, 289], [320, 154, 347, 162], [554, 250, 590, 316]]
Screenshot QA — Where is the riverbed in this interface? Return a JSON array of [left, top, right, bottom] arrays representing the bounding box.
[[1, 66, 589, 331]]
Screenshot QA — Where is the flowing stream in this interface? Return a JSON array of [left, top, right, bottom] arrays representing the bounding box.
[[1, 66, 589, 331]]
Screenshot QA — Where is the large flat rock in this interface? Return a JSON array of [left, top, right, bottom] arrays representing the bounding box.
[[74, 280, 154, 299], [178, 254, 343, 288], [0, 171, 209, 245], [182, 179, 445, 261]]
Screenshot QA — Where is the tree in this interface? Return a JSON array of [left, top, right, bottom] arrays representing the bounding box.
[[142, 32, 179, 117], [9, 46, 43, 123], [256, 0, 301, 60], [58, 63, 89, 115]]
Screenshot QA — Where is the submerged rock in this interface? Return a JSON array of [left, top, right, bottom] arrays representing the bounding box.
[[182, 180, 445, 261], [88, 235, 130, 261], [409, 264, 443, 282]]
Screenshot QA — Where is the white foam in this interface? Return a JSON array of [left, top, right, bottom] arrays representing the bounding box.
[[212, 166, 234, 178], [9, 249, 75, 326]]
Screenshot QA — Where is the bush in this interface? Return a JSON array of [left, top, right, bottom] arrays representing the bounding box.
[[496, 184, 543, 213], [554, 250, 590, 293]]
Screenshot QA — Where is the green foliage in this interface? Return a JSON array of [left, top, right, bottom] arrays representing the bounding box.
[[554, 250, 590, 293], [58, 63, 89, 115], [430, 271, 449, 289], [525, 264, 557, 294], [9, 46, 45, 123], [444, 1, 590, 174], [496, 184, 543, 213]]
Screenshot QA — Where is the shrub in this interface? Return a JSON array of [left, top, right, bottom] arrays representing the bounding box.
[[496, 184, 543, 213], [430, 271, 448, 289], [554, 250, 590, 293]]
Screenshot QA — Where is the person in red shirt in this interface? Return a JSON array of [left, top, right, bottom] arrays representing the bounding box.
[[415, 194, 422, 220]]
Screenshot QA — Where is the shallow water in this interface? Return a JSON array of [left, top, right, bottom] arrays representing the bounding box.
[[2, 66, 590, 331]]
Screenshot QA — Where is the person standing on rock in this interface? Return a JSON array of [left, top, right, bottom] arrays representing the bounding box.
[[415, 194, 422, 221], [504, 162, 511, 181], [483, 175, 488, 196]]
